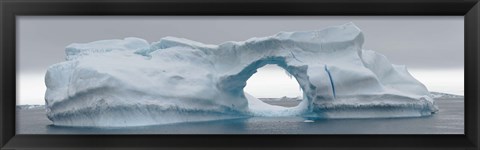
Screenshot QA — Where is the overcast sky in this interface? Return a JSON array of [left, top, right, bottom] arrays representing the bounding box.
[[17, 16, 464, 105]]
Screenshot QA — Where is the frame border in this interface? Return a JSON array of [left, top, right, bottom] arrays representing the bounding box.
[[1, 0, 479, 149]]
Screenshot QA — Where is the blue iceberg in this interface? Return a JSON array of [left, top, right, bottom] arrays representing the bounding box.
[[44, 23, 437, 127]]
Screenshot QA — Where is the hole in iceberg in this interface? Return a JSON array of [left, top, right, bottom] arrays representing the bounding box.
[[244, 64, 307, 117], [244, 64, 303, 108]]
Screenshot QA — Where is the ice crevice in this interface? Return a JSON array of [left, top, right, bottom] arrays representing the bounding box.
[[324, 65, 336, 99], [44, 23, 438, 127]]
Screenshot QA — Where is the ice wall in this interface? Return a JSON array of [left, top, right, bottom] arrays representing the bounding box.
[[45, 23, 437, 127]]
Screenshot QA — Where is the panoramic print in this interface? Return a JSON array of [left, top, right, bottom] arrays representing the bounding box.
[[16, 16, 464, 134]]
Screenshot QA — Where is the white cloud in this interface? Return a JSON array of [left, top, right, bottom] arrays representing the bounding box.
[[408, 68, 464, 95], [17, 73, 47, 105]]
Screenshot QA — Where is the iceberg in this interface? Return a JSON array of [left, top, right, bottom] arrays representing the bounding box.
[[45, 23, 437, 127]]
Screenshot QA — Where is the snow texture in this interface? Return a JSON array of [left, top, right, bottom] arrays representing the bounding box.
[[45, 23, 437, 127]]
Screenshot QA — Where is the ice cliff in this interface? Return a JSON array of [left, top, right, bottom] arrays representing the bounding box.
[[45, 23, 437, 127]]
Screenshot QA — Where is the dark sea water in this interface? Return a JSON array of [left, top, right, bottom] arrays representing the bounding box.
[[16, 98, 463, 134]]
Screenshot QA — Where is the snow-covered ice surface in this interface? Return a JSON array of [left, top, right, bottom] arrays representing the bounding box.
[[45, 23, 437, 127]]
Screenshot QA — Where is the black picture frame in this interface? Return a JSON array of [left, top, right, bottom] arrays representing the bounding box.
[[1, 0, 479, 149]]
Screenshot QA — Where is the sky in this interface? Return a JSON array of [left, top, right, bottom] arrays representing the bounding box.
[[17, 16, 464, 105]]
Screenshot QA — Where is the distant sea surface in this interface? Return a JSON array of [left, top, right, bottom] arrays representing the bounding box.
[[16, 98, 463, 134]]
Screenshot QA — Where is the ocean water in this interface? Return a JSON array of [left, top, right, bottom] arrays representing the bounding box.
[[16, 98, 463, 134]]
